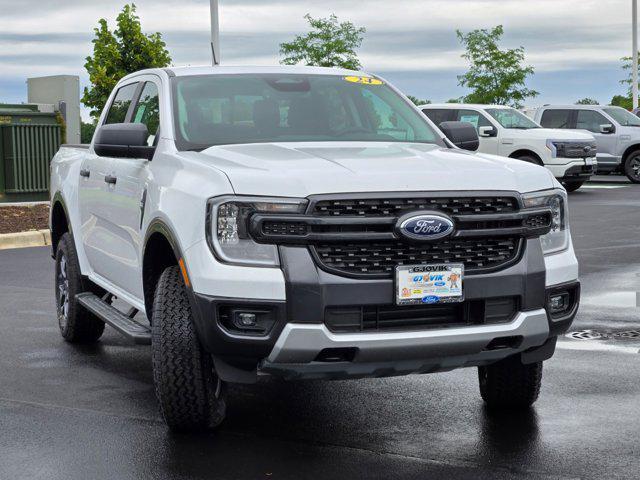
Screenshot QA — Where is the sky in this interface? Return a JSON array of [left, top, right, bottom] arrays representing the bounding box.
[[0, 0, 635, 120]]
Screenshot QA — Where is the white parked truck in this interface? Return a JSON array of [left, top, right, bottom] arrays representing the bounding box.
[[421, 104, 597, 192], [50, 66, 580, 431]]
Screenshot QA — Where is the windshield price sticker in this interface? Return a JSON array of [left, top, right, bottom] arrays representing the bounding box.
[[344, 76, 384, 85]]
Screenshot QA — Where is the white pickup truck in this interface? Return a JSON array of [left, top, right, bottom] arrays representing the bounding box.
[[50, 66, 580, 431], [421, 104, 597, 191]]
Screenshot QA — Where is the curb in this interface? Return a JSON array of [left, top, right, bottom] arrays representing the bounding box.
[[0, 230, 51, 250]]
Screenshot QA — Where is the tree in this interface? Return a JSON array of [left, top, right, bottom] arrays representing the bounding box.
[[82, 4, 171, 120], [280, 14, 366, 70], [406, 95, 431, 106], [456, 25, 538, 108], [611, 94, 633, 110], [576, 98, 599, 105], [81, 121, 97, 144]]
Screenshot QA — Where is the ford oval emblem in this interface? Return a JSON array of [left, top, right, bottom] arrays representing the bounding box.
[[397, 213, 455, 241]]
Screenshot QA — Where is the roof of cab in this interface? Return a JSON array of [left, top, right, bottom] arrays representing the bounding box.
[[164, 65, 368, 77]]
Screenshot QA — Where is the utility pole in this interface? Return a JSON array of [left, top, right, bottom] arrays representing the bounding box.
[[210, 0, 220, 66], [634, 0, 638, 109]]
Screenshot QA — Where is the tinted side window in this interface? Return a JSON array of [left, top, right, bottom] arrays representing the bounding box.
[[576, 110, 609, 133], [131, 82, 160, 143], [540, 109, 572, 129], [105, 83, 139, 124], [456, 109, 493, 132], [422, 109, 455, 127]]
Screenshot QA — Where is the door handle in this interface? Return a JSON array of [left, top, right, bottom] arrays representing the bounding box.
[[80, 169, 90, 178], [104, 175, 117, 185]]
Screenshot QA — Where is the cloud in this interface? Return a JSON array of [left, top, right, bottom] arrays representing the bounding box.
[[0, 0, 634, 114]]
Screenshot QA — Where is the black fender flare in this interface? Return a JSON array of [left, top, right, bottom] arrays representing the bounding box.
[[50, 192, 73, 258]]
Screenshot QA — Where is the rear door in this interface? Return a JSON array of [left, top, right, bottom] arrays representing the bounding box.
[[79, 82, 139, 280], [105, 78, 160, 299]]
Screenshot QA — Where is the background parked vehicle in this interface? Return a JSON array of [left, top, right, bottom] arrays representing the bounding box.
[[528, 105, 640, 183], [421, 104, 597, 192]]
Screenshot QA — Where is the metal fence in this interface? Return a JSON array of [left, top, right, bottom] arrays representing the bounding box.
[[0, 124, 61, 194]]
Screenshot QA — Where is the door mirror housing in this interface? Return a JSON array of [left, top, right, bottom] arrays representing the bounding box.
[[439, 121, 480, 151], [599, 123, 615, 134], [94, 123, 155, 160], [478, 125, 497, 138]]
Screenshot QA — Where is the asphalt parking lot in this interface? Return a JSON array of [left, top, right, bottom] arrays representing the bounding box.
[[1, 176, 639, 480]]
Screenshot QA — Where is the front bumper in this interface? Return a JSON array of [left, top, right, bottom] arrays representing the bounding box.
[[546, 158, 596, 180], [261, 309, 549, 380], [188, 237, 580, 383]]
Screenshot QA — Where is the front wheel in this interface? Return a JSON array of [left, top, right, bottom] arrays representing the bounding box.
[[623, 152, 640, 183], [478, 356, 543, 409], [562, 180, 586, 192], [152, 266, 227, 432]]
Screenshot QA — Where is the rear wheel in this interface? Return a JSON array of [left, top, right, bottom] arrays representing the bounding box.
[[478, 356, 543, 409], [623, 151, 640, 183], [152, 266, 227, 432], [55, 233, 105, 343], [562, 180, 585, 192]]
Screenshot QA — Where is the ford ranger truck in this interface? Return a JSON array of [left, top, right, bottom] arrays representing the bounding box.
[[50, 66, 580, 432], [421, 104, 597, 192], [530, 104, 640, 183]]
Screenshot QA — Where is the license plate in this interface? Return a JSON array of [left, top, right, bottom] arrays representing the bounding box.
[[395, 264, 464, 305]]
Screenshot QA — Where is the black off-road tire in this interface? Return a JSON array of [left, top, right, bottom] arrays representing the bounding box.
[[151, 266, 226, 432], [55, 233, 105, 343], [562, 180, 585, 192], [623, 151, 640, 183], [478, 356, 543, 409]]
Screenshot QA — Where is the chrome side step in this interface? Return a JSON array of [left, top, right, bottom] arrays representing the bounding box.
[[76, 292, 151, 345]]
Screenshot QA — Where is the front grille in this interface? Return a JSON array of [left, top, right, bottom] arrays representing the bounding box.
[[312, 196, 518, 217], [560, 142, 596, 158], [325, 297, 518, 333], [312, 238, 522, 278]]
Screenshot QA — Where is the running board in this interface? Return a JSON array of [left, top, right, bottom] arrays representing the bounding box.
[[76, 292, 151, 345]]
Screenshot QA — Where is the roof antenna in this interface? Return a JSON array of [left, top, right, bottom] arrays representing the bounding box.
[[210, 0, 220, 65]]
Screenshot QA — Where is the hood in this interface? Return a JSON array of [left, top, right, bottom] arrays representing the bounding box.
[[191, 142, 556, 197], [507, 128, 595, 141]]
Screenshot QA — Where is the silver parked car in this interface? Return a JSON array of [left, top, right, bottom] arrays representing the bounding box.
[[530, 105, 640, 183]]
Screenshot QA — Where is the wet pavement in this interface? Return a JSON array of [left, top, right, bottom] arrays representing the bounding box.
[[1, 178, 639, 479]]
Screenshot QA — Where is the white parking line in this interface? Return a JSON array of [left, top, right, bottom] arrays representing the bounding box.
[[557, 339, 640, 354]]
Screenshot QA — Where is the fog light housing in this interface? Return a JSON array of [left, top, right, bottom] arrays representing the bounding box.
[[218, 306, 277, 336], [548, 293, 569, 313]]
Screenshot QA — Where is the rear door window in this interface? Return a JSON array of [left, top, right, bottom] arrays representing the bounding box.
[[576, 110, 610, 133], [104, 83, 139, 124], [540, 110, 573, 129]]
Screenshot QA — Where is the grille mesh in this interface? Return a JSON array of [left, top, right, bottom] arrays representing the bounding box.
[[313, 238, 521, 277], [312, 196, 518, 217]]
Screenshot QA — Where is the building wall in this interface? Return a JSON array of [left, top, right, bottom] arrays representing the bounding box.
[[27, 75, 80, 145]]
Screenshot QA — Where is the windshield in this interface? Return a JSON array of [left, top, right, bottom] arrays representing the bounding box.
[[603, 107, 640, 127], [485, 108, 540, 129], [172, 74, 443, 150]]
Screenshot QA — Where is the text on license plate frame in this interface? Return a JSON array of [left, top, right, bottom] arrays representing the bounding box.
[[395, 264, 464, 306]]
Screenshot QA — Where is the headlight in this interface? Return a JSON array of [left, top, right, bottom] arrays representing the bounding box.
[[523, 189, 569, 255], [207, 196, 308, 266]]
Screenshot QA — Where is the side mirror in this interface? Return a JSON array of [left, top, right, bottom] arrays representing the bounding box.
[[600, 124, 615, 134], [94, 123, 155, 160], [439, 121, 480, 151], [478, 125, 497, 138]]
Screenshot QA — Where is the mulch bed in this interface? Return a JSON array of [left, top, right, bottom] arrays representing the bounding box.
[[0, 204, 50, 234]]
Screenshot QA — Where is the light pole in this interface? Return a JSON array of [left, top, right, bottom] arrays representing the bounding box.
[[634, 0, 638, 109], [210, 0, 220, 66]]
